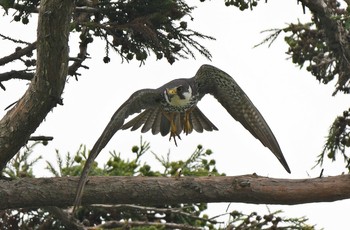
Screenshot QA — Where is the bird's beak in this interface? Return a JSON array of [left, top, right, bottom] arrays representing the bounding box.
[[166, 87, 177, 96]]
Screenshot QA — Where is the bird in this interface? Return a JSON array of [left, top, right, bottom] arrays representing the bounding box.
[[73, 64, 291, 211]]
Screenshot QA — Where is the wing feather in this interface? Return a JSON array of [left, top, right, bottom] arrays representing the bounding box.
[[151, 107, 163, 135], [141, 107, 161, 133], [122, 109, 153, 131], [73, 89, 161, 211], [194, 64, 291, 173], [189, 109, 203, 133]]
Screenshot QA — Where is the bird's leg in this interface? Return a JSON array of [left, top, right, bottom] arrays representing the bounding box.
[[183, 109, 193, 135], [163, 112, 181, 146]]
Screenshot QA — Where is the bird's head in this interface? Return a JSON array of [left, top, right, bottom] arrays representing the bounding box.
[[164, 84, 193, 107]]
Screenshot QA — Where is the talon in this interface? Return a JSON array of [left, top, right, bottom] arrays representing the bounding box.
[[169, 128, 181, 146], [169, 133, 179, 146]]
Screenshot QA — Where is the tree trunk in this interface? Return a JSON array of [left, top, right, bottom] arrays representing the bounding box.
[[0, 0, 73, 170], [1, 174, 350, 209]]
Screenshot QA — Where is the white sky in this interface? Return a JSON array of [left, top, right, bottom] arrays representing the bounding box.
[[1, 0, 349, 229]]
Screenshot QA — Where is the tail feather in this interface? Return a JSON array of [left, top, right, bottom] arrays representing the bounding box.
[[160, 114, 170, 136], [122, 106, 218, 136], [190, 107, 218, 132]]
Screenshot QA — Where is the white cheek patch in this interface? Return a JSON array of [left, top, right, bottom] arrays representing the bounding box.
[[164, 90, 171, 104], [184, 85, 192, 100]]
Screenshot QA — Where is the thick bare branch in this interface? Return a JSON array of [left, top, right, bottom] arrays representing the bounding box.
[[1, 175, 350, 209], [0, 0, 74, 171]]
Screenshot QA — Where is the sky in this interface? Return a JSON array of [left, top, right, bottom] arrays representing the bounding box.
[[1, 0, 350, 229]]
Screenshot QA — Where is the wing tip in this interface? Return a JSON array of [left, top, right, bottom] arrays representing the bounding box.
[[283, 164, 291, 174], [276, 153, 291, 174]]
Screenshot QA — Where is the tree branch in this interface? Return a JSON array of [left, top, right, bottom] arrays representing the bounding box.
[[1, 175, 350, 209], [91, 204, 220, 225], [0, 0, 74, 171], [0, 42, 36, 66], [28, 136, 53, 142], [0, 70, 34, 81]]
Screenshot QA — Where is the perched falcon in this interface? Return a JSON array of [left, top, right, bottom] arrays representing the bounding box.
[[73, 64, 291, 211]]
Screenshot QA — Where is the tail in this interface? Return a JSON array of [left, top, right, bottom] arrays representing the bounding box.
[[189, 107, 218, 133], [122, 106, 218, 135]]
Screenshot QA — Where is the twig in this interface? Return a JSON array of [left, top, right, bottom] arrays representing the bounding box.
[[4, 100, 18, 110], [44, 207, 84, 230], [0, 33, 32, 45], [91, 204, 220, 225], [28, 136, 54, 142]]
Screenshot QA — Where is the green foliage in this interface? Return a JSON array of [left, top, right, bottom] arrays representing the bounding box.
[[45, 145, 99, 177], [283, 22, 337, 85], [256, 21, 338, 87], [316, 109, 350, 171], [0, 0, 15, 13], [0, 0, 38, 23], [0, 0, 215, 66], [1, 139, 317, 229], [2, 142, 42, 178], [255, 0, 350, 95], [153, 144, 223, 177], [83, 0, 214, 64]]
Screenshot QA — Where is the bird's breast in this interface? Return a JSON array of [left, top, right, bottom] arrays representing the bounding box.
[[161, 95, 198, 112]]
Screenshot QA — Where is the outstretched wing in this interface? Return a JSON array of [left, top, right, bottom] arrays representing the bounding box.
[[194, 64, 291, 173], [73, 88, 162, 211]]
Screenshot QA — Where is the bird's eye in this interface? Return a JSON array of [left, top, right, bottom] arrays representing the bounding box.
[[177, 86, 182, 92]]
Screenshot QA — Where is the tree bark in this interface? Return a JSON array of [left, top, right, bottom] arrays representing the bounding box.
[[0, 0, 73, 171], [1, 174, 350, 209]]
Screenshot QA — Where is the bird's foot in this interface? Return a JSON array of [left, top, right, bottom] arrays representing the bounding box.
[[169, 131, 181, 146]]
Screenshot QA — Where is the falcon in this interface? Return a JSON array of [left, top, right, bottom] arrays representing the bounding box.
[[73, 64, 291, 211]]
